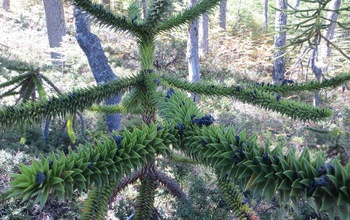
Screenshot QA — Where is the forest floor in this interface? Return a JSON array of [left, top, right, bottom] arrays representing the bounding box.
[[1, 2, 350, 220]]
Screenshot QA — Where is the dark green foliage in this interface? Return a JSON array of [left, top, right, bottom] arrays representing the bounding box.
[[135, 173, 157, 219], [0, 74, 142, 128], [82, 180, 117, 219], [250, 73, 350, 94], [160, 74, 333, 121], [3, 122, 175, 207], [217, 174, 256, 219], [160, 90, 350, 219]]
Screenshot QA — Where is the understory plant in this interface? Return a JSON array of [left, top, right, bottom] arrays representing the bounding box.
[[1, 0, 350, 219]]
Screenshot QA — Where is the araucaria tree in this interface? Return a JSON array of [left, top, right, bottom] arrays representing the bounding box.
[[1, 0, 350, 219]]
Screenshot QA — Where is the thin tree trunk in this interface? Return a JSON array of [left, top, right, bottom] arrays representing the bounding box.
[[201, 13, 209, 57], [219, 0, 227, 30], [293, 0, 300, 8], [263, 0, 268, 30], [234, 0, 242, 29], [3, 0, 10, 11], [142, 0, 147, 19], [74, 7, 122, 132], [43, 0, 66, 62], [272, 0, 287, 84], [326, 0, 341, 56], [187, 0, 200, 102], [312, 0, 341, 105], [311, 42, 322, 106]]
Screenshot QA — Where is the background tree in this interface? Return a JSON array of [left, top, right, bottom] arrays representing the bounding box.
[[314, 0, 341, 106], [219, 0, 227, 29], [325, 0, 341, 56], [142, 0, 147, 18], [75, 7, 122, 132], [201, 12, 209, 56], [187, 0, 201, 102], [286, 0, 348, 105], [43, 0, 66, 62], [263, 0, 268, 30], [272, 0, 287, 84], [2, 0, 10, 11]]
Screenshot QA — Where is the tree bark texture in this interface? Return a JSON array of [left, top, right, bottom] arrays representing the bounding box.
[[311, 41, 322, 106], [142, 0, 147, 19], [325, 0, 341, 56], [219, 0, 227, 30], [187, 0, 200, 102], [3, 0, 10, 11], [43, 0, 66, 60], [272, 0, 287, 84], [201, 13, 209, 56], [263, 0, 268, 30], [74, 7, 122, 132]]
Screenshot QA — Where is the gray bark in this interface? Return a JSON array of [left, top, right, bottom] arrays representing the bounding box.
[[74, 7, 122, 132], [263, 0, 268, 30], [293, 0, 300, 8], [187, 0, 200, 102], [142, 0, 147, 19], [326, 0, 341, 56], [220, 0, 227, 30], [42, 118, 50, 146], [311, 43, 322, 106], [272, 0, 287, 84], [201, 13, 209, 56], [43, 0, 66, 61], [3, 0, 10, 11]]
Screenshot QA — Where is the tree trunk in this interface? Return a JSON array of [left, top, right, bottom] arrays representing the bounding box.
[[142, 0, 147, 19], [293, 0, 300, 8], [74, 7, 122, 132], [325, 0, 341, 56], [3, 0, 10, 11], [272, 0, 287, 84], [201, 13, 209, 57], [263, 0, 268, 30], [43, 0, 66, 62], [311, 42, 322, 106], [187, 0, 200, 102], [219, 0, 227, 30]]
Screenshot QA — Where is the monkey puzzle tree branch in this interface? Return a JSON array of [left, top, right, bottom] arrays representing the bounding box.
[[2, 123, 176, 208], [82, 180, 117, 220], [160, 75, 332, 121], [0, 75, 142, 128], [158, 89, 350, 219], [109, 167, 147, 204], [69, 0, 144, 36], [155, 0, 221, 34], [217, 173, 258, 220], [135, 170, 157, 219], [144, 0, 170, 25], [155, 170, 188, 200], [250, 72, 350, 94], [133, 164, 159, 219]]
